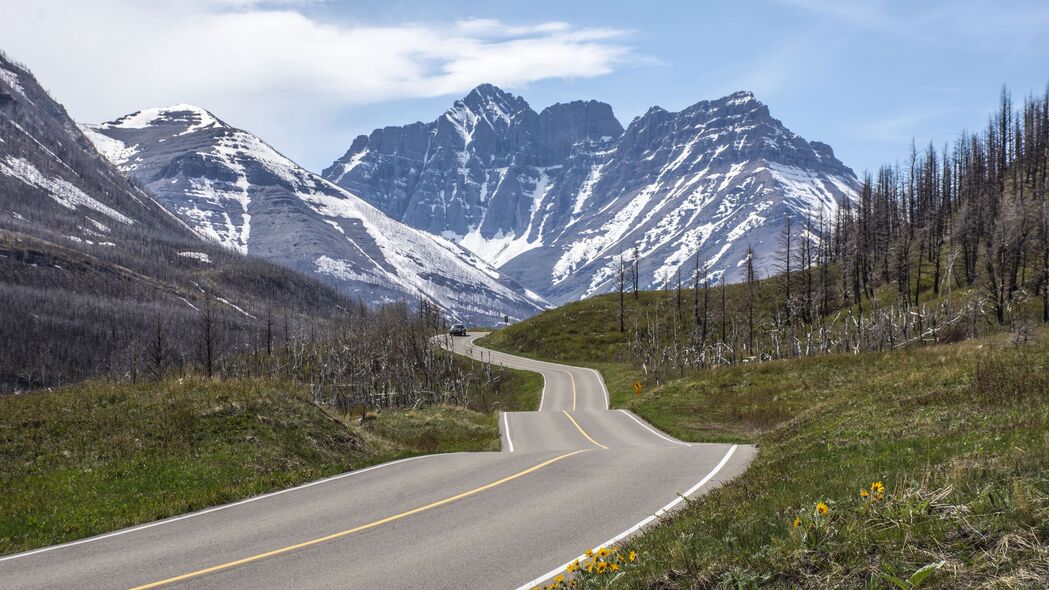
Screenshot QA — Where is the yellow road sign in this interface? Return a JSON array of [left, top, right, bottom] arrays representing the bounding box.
[[633, 381, 642, 396]]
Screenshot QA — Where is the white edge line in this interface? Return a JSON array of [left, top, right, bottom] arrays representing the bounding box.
[[537, 372, 547, 412], [0, 453, 458, 563], [502, 411, 515, 453], [457, 336, 588, 414], [617, 410, 691, 447], [514, 444, 739, 590], [588, 368, 610, 410], [460, 334, 545, 413]]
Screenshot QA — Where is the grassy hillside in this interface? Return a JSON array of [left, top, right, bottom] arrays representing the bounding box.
[[479, 280, 1003, 368], [479, 290, 646, 364], [488, 303, 1048, 588], [616, 335, 1048, 589], [0, 368, 540, 555]]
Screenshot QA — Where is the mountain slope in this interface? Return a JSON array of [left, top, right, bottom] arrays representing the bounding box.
[[0, 52, 350, 391], [324, 84, 624, 268], [83, 105, 547, 323], [508, 91, 859, 302], [326, 86, 858, 304]]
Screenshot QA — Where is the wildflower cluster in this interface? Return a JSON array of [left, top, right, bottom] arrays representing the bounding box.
[[792, 481, 890, 530], [791, 499, 832, 530], [787, 480, 893, 551], [532, 547, 638, 589], [862, 480, 886, 503]]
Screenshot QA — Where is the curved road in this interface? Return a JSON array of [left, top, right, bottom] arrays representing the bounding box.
[[0, 333, 754, 589]]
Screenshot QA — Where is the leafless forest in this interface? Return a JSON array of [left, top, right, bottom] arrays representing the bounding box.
[[617, 88, 1049, 380]]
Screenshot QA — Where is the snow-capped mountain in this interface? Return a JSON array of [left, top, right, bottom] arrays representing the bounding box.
[[0, 51, 351, 390], [326, 86, 859, 303], [324, 84, 624, 268], [0, 59, 192, 251], [83, 105, 547, 322]]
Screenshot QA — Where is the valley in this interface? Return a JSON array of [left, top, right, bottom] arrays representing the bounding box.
[[1, 5, 1048, 587]]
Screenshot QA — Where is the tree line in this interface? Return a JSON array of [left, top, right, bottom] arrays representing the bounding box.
[[613, 86, 1048, 382], [132, 296, 510, 414]]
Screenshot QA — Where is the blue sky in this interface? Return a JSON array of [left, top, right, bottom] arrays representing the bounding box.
[[3, 0, 1048, 175]]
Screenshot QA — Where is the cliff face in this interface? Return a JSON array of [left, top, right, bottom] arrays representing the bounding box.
[[324, 84, 624, 243]]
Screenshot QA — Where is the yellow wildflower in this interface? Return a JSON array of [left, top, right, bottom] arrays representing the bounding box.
[[628, 550, 638, 562], [584, 549, 594, 558], [567, 560, 580, 573], [596, 562, 608, 574], [792, 516, 801, 528], [596, 547, 611, 558], [871, 481, 885, 495], [860, 488, 869, 498], [816, 501, 830, 516], [610, 563, 620, 572]]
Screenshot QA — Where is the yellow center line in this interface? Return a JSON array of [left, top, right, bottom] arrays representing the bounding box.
[[129, 449, 589, 590], [562, 410, 608, 450]]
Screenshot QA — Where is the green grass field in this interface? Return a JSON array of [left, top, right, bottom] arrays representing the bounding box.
[[0, 367, 542, 555], [484, 310, 1049, 588]]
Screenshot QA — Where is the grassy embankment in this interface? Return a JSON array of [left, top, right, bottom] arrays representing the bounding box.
[[481, 294, 1049, 588], [0, 368, 541, 555]]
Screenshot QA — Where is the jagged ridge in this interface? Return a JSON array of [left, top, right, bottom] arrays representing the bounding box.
[[325, 85, 859, 304]]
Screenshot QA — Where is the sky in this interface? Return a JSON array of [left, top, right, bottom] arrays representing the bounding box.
[[2, 0, 1048, 176]]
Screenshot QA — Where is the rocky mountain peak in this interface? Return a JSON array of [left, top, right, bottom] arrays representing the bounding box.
[[634, 91, 855, 180], [724, 89, 756, 103], [679, 90, 769, 120], [451, 84, 531, 130], [464, 83, 525, 107], [325, 86, 859, 304], [536, 100, 623, 164], [99, 104, 227, 136]]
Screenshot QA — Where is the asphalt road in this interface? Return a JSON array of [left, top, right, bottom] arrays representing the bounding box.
[[0, 333, 754, 589]]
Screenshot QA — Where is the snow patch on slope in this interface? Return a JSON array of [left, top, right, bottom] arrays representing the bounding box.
[[178, 251, 211, 263], [105, 104, 222, 134], [299, 182, 543, 315], [79, 125, 138, 167], [552, 182, 660, 284], [0, 66, 30, 103], [334, 149, 369, 183], [768, 163, 846, 214], [572, 161, 607, 216], [458, 167, 554, 267], [0, 156, 134, 225], [459, 229, 541, 269]]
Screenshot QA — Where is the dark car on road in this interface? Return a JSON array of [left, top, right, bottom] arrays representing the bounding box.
[[449, 324, 467, 336]]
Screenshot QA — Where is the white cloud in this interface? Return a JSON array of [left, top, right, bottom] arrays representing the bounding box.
[[0, 0, 635, 168], [453, 18, 574, 37]]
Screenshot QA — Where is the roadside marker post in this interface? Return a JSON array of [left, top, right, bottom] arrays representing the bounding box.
[[633, 381, 642, 396]]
